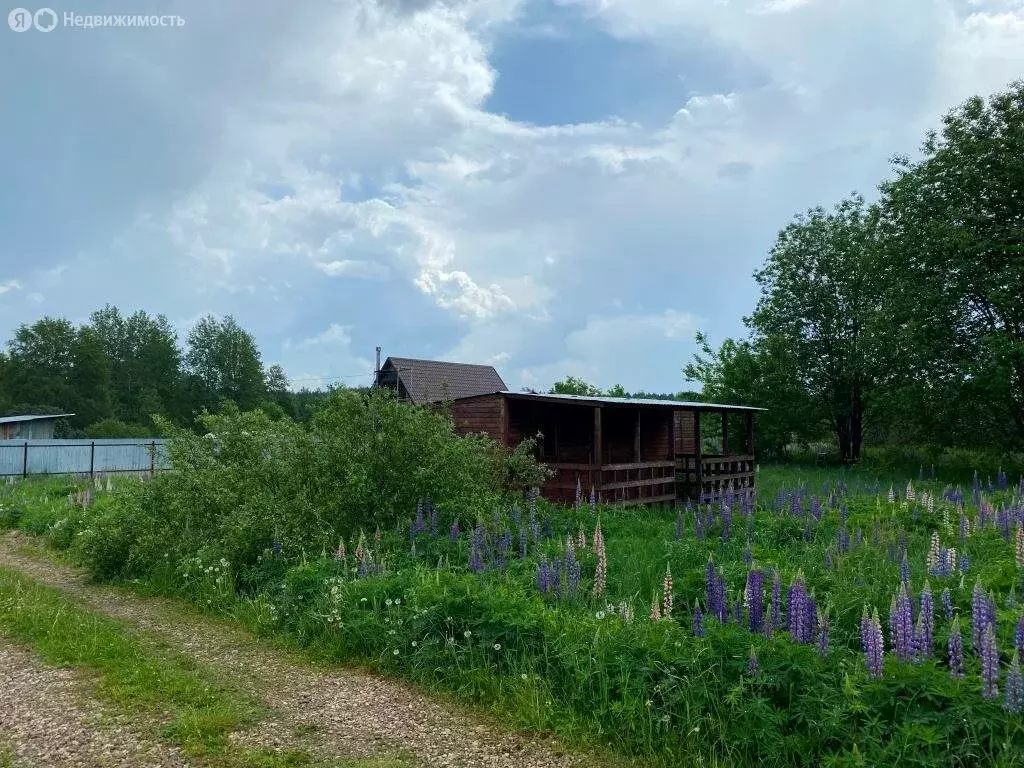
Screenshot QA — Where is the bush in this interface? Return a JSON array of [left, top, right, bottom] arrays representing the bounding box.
[[83, 419, 155, 439], [72, 389, 542, 580]]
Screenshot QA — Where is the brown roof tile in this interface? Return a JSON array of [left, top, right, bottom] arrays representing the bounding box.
[[382, 357, 507, 403]]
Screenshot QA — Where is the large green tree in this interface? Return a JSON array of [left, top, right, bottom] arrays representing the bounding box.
[[5, 317, 79, 412], [877, 81, 1024, 449], [185, 315, 266, 412], [88, 305, 182, 428], [747, 195, 888, 461], [685, 332, 822, 458]]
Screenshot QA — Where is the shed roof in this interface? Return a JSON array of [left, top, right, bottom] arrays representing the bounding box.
[[0, 413, 75, 424], [383, 357, 508, 403], [463, 391, 765, 411]]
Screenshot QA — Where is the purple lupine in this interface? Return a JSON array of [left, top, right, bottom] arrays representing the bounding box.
[[769, 570, 781, 636], [716, 571, 728, 622], [537, 558, 552, 594], [747, 647, 760, 676], [861, 606, 884, 679], [705, 558, 717, 618], [892, 584, 915, 661], [960, 554, 970, 574], [817, 607, 830, 656], [959, 512, 968, 543], [1006, 651, 1023, 714], [899, 556, 911, 586], [972, 579, 994, 652], [917, 582, 934, 658], [810, 496, 821, 521], [1015, 613, 1024, 652], [529, 511, 540, 544], [747, 569, 765, 634], [949, 616, 965, 679], [981, 624, 1000, 700], [449, 519, 461, 542], [469, 521, 486, 573], [941, 587, 954, 621], [788, 574, 813, 644], [589, 486, 597, 512], [565, 546, 581, 597], [693, 600, 705, 636], [574, 477, 582, 510], [518, 527, 528, 559], [413, 501, 426, 536]]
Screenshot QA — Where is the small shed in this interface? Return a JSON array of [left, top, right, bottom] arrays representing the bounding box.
[[0, 413, 75, 440], [374, 356, 507, 404], [447, 392, 763, 506]]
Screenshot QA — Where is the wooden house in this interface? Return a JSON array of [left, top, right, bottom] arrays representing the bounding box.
[[374, 356, 507, 404], [447, 391, 763, 506], [0, 413, 74, 440]]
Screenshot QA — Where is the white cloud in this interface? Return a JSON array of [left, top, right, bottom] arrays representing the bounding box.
[[0, 280, 21, 296], [315, 260, 390, 279], [298, 324, 353, 348]]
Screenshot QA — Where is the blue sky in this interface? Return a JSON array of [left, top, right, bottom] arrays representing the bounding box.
[[2, 0, 1023, 394]]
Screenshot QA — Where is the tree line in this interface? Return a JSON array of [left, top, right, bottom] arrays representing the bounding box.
[[685, 80, 1024, 461], [0, 306, 333, 437]]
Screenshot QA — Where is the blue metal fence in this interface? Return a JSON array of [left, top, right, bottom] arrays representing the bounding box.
[[0, 439, 171, 477]]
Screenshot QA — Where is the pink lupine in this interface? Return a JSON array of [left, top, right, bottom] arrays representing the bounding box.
[[663, 565, 674, 618], [592, 521, 607, 598], [1016, 522, 1024, 570], [650, 590, 662, 621]]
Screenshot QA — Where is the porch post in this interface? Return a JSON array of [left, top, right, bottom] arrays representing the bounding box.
[[634, 410, 641, 462], [693, 410, 702, 501], [593, 406, 603, 501], [745, 411, 754, 455]]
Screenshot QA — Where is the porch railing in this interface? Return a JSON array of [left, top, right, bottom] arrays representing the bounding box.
[[546, 460, 677, 507]]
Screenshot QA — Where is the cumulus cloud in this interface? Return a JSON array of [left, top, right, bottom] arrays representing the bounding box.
[[2, 0, 1024, 392]]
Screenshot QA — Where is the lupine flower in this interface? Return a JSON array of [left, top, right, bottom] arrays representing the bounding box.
[[982, 624, 1000, 700], [693, 600, 704, 636], [577, 527, 587, 549], [592, 521, 607, 598], [941, 588, 954, 621], [469, 522, 486, 573], [619, 601, 634, 622], [892, 583, 915, 661], [960, 554, 971, 573], [536, 558, 552, 594], [747, 569, 765, 634], [575, 477, 582, 510], [518, 527, 528, 559], [1016, 523, 1024, 570], [972, 579, 994, 651], [949, 616, 965, 679], [650, 590, 662, 621], [565, 547, 581, 597], [927, 532, 941, 574], [817, 607, 830, 656], [335, 538, 346, 560], [354, 531, 367, 562], [663, 565, 674, 618], [1005, 651, 1023, 714], [888, 486, 896, 503], [899, 556, 911, 586], [589, 487, 597, 511], [906, 482, 916, 502], [861, 606, 884, 679], [413, 501, 426, 536], [917, 582, 934, 658], [769, 570, 781, 636], [747, 647, 760, 676]]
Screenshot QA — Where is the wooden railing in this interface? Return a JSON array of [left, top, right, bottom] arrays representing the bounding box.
[[676, 454, 755, 502], [546, 460, 677, 507]]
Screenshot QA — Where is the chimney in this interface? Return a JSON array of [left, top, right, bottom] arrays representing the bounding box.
[[374, 346, 382, 386]]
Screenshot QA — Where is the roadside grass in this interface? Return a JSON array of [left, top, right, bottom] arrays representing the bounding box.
[[0, 565, 414, 768]]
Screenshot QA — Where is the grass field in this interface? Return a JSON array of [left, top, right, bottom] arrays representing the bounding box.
[[2, 461, 1024, 766]]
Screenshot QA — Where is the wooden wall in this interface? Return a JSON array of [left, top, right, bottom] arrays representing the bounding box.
[[448, 395, 505, 444], [674, 410, 696, 454]]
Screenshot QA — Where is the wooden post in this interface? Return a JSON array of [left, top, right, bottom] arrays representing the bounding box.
[[634, 410, 641, 462], [22, 441, 28, 478], [721, 410, 729, 456], [498, 396, 509, 447], [693, 410, 702, 501], [592, 406, 603, 501], [89, 441, 95, 478]]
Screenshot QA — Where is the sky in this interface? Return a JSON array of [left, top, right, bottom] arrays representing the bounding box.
[[2, 0, 1023, 394]]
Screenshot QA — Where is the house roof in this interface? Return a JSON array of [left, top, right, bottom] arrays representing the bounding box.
[[0, 413, 75, 425], [383, 357, 508, 403], [461, 391, 766, 411]]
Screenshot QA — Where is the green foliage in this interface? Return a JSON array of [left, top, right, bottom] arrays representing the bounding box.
[[9, 457, 1024, 767], [550, 377, 604, 396], [83, 418, 154, 438], [68, 390, 538, 581], [185, 315, 267, 413]]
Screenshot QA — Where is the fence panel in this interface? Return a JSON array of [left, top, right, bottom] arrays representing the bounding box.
[[0, 439, 171, 477]]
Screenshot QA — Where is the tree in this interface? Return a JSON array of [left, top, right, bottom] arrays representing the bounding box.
[[877, 80, 1024, 449], [264, 363, 295, 418], [549, 377, 603, 396], [685, 332, 823, 458], [185, 315, 266, 412], [747, 196, 888, 461], [88, 305, 183, 427], [5, 317, 79, 411], [70, 326, 113, 428]]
